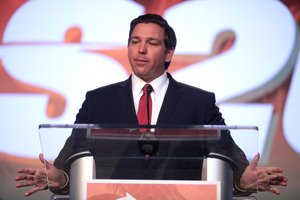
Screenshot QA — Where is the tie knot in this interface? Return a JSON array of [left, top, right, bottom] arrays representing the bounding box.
[[143, 84, 153, 95]]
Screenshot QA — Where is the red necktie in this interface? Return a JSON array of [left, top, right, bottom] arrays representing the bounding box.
[[137, 84, 152, 125]]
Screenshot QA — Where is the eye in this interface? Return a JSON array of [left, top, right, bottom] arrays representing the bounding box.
[[130, 38, 140, 44], [148, 39, 160, 46]]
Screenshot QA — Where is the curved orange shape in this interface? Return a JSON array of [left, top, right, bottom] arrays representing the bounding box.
[[64, 26, 83, 43], [0, 0, 28, 43], [0, 59, 66, 118]]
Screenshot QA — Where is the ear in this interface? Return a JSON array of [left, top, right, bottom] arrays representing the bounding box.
[[165, 48, 175, 63]]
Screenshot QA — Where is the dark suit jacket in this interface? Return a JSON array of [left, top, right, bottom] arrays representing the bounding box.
[[54, 73, 249, 194], [72, 73, 225, 125]]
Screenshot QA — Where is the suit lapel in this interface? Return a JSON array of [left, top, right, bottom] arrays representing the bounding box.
[[117, 74, 182, 125], [118, 76, 138, 124], [157, 74, 182, 124]]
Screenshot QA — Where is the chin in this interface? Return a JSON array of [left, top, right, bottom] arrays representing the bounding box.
[[134, 68, 147, 76]]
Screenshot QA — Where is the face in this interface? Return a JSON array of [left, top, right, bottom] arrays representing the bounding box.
[[128, 23, 174, 82]]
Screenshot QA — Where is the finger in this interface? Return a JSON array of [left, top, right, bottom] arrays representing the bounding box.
[[15, 174, 34, 181], [16, 168, 27, 173], [17, 168, 36, 175], [279, 177, 288, 185], [270, 180, 288, 186], [39, 153, 47, 168], [264, 167, 284, 174], [268, 174, 286, 182], [258, 174, 284, 185], [15, 174, 25, 181], [279, 181, 288, 186], [249, 153, 260, 170], [39, 153, 45, 163], [39, 153, 52, 170], [16, 180, 35, 188], [269, 186, 280, 195], [24, 185, 48, 196], [270, 177, 288, 186]]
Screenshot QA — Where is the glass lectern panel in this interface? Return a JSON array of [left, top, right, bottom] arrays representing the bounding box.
[[38, 124, 258, 193]]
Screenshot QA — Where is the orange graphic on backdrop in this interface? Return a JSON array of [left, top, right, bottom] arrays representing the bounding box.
[[0, 60, 66, 117], [87, 30, 235, 75], [135, 0, 186, 16], [0, 0, 235, 118]]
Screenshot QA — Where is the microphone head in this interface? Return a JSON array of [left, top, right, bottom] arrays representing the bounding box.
[[146, 84, 153, 94]]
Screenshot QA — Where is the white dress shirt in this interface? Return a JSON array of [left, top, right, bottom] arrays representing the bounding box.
[[131, 72, 169, 125]]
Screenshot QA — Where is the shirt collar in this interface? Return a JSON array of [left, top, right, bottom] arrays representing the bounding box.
[[131, 71, 168, 95]]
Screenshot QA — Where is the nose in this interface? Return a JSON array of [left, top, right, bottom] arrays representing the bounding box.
[[138, 42, 147, 54]]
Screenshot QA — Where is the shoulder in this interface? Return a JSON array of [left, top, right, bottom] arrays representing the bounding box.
[[177, 81, 213, 95], [86, 77, 131, 97], [168, 73, 215, 100]]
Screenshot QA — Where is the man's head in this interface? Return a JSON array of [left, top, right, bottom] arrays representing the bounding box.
[[127, 14, 177, 82]]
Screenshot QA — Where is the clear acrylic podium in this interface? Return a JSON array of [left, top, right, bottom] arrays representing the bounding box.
[[39, 124, 258, 200]]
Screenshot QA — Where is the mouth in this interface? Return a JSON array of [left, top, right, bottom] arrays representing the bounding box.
[[134, 58, 148, 65]]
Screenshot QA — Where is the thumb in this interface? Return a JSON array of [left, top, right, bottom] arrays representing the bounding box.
[[39, 153, 51, 169], [39, 153, 45, 163], [249, 153, 260, 170]]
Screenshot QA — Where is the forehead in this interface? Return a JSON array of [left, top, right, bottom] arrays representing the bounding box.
[[131, 23, 165, 39]]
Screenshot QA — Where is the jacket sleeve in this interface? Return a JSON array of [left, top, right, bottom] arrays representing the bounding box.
[[204, 92, 251, 196], [52, 91, 94, 194]]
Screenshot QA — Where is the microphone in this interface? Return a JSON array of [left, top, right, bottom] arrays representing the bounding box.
[[146, 84, 152, 95], [146, 84, 152, 125]]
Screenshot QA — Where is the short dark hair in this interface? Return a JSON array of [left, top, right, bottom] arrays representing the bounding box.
[[128, 14, 177, 69]]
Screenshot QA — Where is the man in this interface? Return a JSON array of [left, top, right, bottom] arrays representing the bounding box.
[[15, 14, 287, 197]]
